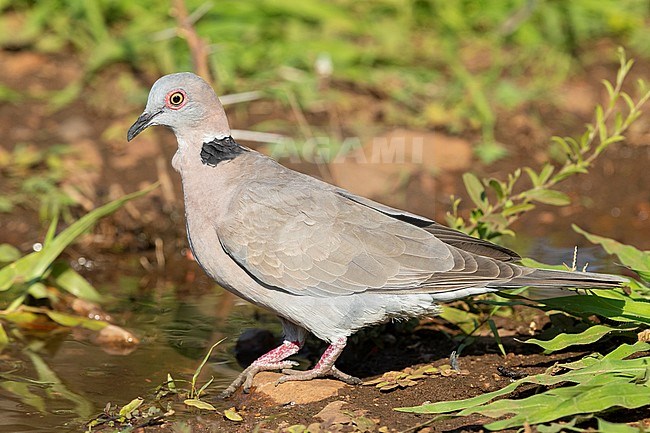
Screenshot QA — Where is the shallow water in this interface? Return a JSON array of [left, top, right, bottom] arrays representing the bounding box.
[[0, 240, 619, 432]]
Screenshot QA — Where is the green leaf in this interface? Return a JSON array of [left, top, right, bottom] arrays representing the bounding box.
[[539, 292, 650, 325], [538, 163, 555, 185], [119, 397, 144, 418], [285, 425, 308, 433], [27, 282, 50, 300], [487, 179, 505, 201], [0, 310, 39, 325], [485, 380, 650, 430], [551, 136, 573, 157], [596, 418, 640, 433], [0, 244, 21, 263], [42, 310, 108, 331], [29, 183, 159, 282], [573, 225, 650, 282], [398, 356, 650, 431], [197, 376, 214, 397], [552, 164, 588, 182], [0, 184, 157, 290], [43, 212, 59, 246], [192, 338, 225, 389], [536, 416, 581, 433], [184, 398, 217, 411], [439, 306, 480, 334], [524, 189, 571, 206], [487, 319, 506, 356], [603, 341, 650, 360], [602, 79, 615, 100], [462, 173, 487, 210], [397, 355, 650, 416], [0, 262, 18, 291], [525, 324, 637, 353], [524, 167, 539, 187], [224, 407, 243, 421], [50, 262, 102, 302], [501, 202, 535, 217], [167, 373, 176, 391], [0, 322, 8, 347]]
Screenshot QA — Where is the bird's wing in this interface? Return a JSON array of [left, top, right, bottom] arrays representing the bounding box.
[[336, 190, 520, 262], [217, 175, 460, 297]]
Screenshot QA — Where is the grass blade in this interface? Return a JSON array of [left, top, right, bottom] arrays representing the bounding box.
[[191, 338, 226, 393], [573, 224, 650, 282], [184, 399, 217, 411], [29, 183, 159, 281], [0, 322, 8, 347], [50, 262, 102, 302], [539, 292, 650, 325], [397, 356, 650, 415], [487, 319, 506, 356], [525, 324, 637, 353]]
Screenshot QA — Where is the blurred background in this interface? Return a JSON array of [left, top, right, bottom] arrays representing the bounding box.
[[0, 1, 649, 431], [2, 0, 650, 246]]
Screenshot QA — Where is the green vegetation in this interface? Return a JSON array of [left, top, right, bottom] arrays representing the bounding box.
[[447, 49, 650, 240], [3, 1, 650, 159], [0, 184, 157, 429], [0, 144, 79, 220], [86, 339, 231, 431], [0, 184, 156, 344], [399, 234, 650, 430], [398, 52, 650, 432], [398, 342, 650, 431]]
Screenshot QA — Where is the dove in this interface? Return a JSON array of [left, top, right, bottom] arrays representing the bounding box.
[[127, 72, 626, 397]]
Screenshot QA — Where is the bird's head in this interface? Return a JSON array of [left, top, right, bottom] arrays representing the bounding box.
[[127, 72, 230, 143]]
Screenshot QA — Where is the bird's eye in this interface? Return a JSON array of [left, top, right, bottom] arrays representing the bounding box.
[[166, 90, 187, 109]]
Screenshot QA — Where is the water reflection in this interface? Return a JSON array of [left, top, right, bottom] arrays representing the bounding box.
[[0, 288, 242, 433]]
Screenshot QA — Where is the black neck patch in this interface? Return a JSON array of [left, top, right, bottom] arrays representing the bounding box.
[[200, 136, 247, 166]]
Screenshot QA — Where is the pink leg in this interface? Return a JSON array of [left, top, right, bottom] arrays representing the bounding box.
[[277, 337, 361, 385], [221, 340, 302, 397]]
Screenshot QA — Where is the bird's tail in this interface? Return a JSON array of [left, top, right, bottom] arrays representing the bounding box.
[[488, 267, 627, 291], [489, 268, 628, 299]]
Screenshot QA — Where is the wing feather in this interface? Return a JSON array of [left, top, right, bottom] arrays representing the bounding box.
[[216, 160, 527, 297]]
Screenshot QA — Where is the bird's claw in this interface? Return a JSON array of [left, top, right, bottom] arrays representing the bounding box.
[[276, 366, 361, 385], [220, 360, 299, 398]]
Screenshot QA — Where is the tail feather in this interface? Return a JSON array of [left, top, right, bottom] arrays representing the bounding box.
[[489, 267, 627, 290]]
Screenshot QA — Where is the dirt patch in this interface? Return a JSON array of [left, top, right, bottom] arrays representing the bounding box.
[[137, 349, 585, 432]]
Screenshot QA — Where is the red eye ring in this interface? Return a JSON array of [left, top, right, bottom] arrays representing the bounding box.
[[166, 89, 187, 109]]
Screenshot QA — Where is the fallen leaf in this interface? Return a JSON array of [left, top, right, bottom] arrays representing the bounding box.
[[119, 397, 143, 418], [184, 399, 216, 411], [379, 383, 400, 392], [353, 415, 376, 432], [315, 401, 352, 425], [224, 407, 243, 422]]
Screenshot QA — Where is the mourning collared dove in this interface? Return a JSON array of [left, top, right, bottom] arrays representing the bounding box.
[[127, 73, 626, 397]]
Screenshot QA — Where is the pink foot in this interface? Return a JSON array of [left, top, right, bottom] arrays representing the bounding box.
[[277, 337, 361, 385], [221, 340, 301, 398]]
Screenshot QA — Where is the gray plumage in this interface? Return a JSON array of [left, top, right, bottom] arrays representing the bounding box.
[[128, 73, 626, 395]]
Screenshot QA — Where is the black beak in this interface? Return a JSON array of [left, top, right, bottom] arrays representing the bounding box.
[[127, 110, 162, 141]]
